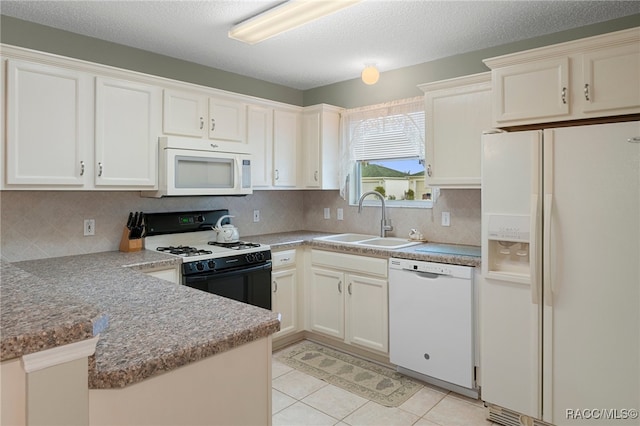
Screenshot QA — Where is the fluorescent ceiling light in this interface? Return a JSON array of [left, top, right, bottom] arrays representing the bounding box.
[[229, 0, 361, 45]]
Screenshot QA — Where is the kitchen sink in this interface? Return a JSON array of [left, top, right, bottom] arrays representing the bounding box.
[[315, 233, 377, 243], [314, 234, 422, 250]]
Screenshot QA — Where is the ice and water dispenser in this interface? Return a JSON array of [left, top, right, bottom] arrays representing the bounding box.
[[485, 214, 531, 282]]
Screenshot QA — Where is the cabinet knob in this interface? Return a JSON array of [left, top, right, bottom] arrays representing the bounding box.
[[348, 282, 352, 295], [314, 171, 318, 181], [211, 118, 216, 131], [200, 117, 204, 130], [273, 281, 278, 293], [561, 87, 567, 104], [275, 169, 280, 181], [427, 164, 432, 177], [584, 83, 590, 101], [338, 280, 342, 293], [80, 161, 85, 176], [98, 162, 103, 177]]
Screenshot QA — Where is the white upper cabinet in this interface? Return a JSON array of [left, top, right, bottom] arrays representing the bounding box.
[[5, 59, 92, 186], [581, 42, 640, 113], [246, 104, 274, 188], [419, 72, 491, 188], [273, 108, 300, 188], [162, 89, 247, 146], [208, 96, 246, 144], [162, 90, 207, 137], [95, 77, 160, 188], [485, 27, 640, 127], [302, 104, 341, 189]]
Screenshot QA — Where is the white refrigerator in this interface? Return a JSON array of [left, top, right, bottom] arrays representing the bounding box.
[[480, 121, 639, 426]]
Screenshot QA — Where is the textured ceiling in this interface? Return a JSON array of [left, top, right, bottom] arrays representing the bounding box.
[[1, 1, 638, 90]]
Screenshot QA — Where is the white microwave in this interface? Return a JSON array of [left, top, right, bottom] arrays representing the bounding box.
[[143, 137, 252, 197]]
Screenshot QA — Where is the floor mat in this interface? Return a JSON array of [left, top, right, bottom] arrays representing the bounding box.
[[275, 341, 423, 407]]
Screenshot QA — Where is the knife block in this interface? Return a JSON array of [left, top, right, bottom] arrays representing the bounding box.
[[119, 226, 143, 252]]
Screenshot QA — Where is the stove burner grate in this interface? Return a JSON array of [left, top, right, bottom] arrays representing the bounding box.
[[156, 245, 213, 257], [208, 241, 261, 250]]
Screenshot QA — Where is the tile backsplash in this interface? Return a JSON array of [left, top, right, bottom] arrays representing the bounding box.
[[0, 189, 480, 262]]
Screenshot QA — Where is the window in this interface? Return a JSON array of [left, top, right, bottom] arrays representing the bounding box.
[[340, 97, 433, 207]]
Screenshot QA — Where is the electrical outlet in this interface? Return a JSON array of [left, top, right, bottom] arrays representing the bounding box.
[[253, 210, 260, 222], [337, 208, 344, 221], [441, 212, 450, 227], [84, 219, 95, 236], [323, 207, 330, 220]]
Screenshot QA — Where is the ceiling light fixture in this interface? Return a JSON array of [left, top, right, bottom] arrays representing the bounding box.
[[361, 65, 380, 85], [229, 0, 361, 45]]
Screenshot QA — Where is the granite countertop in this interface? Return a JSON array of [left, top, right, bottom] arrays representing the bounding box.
[[245, 230, 481, 267], [1, 251, 280, 389]]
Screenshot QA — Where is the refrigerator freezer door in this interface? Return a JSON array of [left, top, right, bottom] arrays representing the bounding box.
[[480, 130, 542, 418], [542, 121, 640, 425]]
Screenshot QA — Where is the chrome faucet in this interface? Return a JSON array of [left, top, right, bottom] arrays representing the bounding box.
[[358, 190, 393, 237]]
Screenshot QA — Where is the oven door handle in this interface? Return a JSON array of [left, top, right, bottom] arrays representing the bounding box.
[[184, 261, 272, 282]]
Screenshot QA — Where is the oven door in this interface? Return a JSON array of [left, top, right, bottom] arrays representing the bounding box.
[[183, 262, 272, 310]]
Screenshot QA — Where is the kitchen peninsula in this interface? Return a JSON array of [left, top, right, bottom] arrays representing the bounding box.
[[0, 251, 280, 426]]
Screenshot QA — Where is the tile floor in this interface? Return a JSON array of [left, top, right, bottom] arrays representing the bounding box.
[[272, 342, 499, 426]]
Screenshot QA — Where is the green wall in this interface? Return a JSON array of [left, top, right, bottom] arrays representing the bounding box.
[[0, 15, 304, 106], [1, 13, 638, 109]]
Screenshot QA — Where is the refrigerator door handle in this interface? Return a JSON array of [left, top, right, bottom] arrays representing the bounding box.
[[543, 193, 554, 306], [530, 194, 540, 305]]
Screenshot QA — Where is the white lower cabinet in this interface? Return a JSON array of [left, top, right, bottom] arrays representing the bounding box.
[[272, 250, 298, 339], [142, 265, 180, 285], [309, 250, 389, 354]]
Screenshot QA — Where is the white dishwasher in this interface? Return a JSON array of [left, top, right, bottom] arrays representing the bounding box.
[[389, 257, 477, 398]]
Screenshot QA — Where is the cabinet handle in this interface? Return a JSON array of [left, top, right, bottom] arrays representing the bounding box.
[[426, 164, 432, 177], [628, 137, 640, 143], [80, 161, 85, 176], [348, 282, 352, 295], [280, 257, 290, 262], [338, 280, 342, 293], [314, 171, 318, 181], [561, 87, 567, 104], [211, 118, 216, 131], [273, 280, 278, 293], [583, 83, 590, 101], [200, 117, 204, 130], [210, 144, 219, 149], [98, 162, 103, 177], [275, 169, 280, 181]]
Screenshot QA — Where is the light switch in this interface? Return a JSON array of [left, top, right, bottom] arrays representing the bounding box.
[[337, 208, 344, 221], [441, 212, 450, 227], [323, 208, 330, 219]]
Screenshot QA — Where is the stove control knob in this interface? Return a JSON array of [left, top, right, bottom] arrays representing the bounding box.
[[245, 253, 255, 263], [207, 260, 216, 270], [196, 215, 205, 223], [196, 262, 205, 271], [255, 252, 265, 262]]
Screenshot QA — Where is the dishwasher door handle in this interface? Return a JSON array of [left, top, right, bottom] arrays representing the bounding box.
[[404, 269, 443, 279]]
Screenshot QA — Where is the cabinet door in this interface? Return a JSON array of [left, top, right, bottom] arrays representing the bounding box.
[[424, 76, 491, 188], [6, 60, 91, 186], [208, 97, 246, 143], [163, 90, 207, 137], [582, 43, 640, 114], [309, 267, 344, 339], [272, 268, 297, 338], [493, 57, 569, 124], [346, 274, 388, 353], [95, 77, 160, 187], [273, 109, 299, 187], [302, 110, 321, 188], [247, 105, 274, 187]]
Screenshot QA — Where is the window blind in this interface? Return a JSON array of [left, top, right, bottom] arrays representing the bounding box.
[[346, 97, 425, 161]]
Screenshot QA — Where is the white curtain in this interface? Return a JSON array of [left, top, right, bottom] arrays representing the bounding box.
[[339, 96, 425, 200]]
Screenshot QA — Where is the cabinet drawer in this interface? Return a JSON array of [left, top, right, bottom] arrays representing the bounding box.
[[272, 249, 296, 269], [311, 249, 387, 278]]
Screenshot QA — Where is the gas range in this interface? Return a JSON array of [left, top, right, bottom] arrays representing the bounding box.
[[144, 210, 271, 272]]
